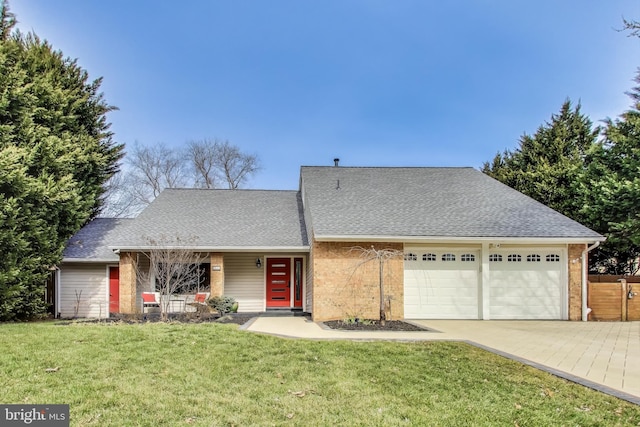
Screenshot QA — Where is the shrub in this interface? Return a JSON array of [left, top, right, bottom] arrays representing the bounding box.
[[207, 296, 237, 315]]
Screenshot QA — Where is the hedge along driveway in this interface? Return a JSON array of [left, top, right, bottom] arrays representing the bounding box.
[[0, 322, 638, 426]]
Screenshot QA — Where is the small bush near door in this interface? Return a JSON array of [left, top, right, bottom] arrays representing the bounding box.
[[207, 296, 238, 315]]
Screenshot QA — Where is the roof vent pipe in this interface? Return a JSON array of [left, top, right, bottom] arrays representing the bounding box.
[[334, 158, 340, 167]]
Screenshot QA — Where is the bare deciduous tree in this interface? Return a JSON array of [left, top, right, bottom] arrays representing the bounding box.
[[349, 246, 404, 324], [134, 235, 207, 320], [101, 139, 260, 217], [216, 139, 259, 189], [186, 138, 260, 190], [128, 142, 187, 205], [187, 139, 218, 189], [100, 170, 144, 218]]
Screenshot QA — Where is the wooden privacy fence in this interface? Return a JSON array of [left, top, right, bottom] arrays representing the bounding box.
[[588, 275, 640, 321]]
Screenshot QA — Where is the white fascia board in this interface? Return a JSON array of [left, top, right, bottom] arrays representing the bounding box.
[[61, 258, 120, 263], [108, 246, 310, 253], [313, 235, 605, 245]]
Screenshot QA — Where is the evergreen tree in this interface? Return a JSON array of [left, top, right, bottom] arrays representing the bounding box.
[[482, 100, 599, 220], [582, 73, 640, 274], [0, 2, 124, 319]]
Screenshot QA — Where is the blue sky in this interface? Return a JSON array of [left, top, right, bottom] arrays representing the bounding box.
[[11, 1, 640, 190]]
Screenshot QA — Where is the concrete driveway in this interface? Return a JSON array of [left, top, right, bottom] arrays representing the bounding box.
[[411, 320, 640, 404], [246, 317, 640, 404]]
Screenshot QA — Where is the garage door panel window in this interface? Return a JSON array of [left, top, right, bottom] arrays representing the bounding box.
[[526, 254, 541, 262], [507, 254, 522, 262], [422, 253, 436, 261], [489, 254, 502, 262], [546, 254, 560, 262], [442, 253, 456, 261], [461, 254, 476, 262], [404, 253, 417, 261]]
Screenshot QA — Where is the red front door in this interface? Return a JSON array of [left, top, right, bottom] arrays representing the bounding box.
[[109, 267, 120, 313], [266, 258, 291, 307]]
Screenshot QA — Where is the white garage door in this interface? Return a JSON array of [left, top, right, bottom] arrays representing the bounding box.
[[404, 249, 479, 319], [489, 249, 564, 319]]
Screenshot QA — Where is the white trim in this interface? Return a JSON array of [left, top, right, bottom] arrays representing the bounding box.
[[315, 235, 604, 244], [109, 246, 310, 253], [62, 258, 119, 263]]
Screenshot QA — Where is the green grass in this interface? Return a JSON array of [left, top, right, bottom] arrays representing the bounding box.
[[0, 322, 638, 426]]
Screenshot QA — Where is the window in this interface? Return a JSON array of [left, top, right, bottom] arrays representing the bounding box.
[[442, 253, 456, 261], [155, 262, 211, 294], [489, 254, 502, 262], [461, 254, 475, 262], [526, 254, 541, 262], [546, 254, 560, 262], [404, 253, 417, 261], [507, 254, 522, 262], [423, 253, 437, 261]]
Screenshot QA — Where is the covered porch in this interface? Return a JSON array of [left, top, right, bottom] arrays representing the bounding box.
[[116, 251, 308, 315]]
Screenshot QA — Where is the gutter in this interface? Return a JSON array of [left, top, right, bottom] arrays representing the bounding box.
[[582, 241, 601, 321]]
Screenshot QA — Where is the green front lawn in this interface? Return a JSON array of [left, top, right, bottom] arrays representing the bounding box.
[[0, 322, 638, 426]]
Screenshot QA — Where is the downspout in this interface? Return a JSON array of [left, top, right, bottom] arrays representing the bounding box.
[[581, 241, 600, 321], [54, 266, 61, 319]]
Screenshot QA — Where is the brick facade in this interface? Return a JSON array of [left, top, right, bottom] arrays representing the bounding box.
[[118, 252, 137, 313], [310, 241, 404, 321], [568, 243, 586, 321], [209, 253, 224, 297]]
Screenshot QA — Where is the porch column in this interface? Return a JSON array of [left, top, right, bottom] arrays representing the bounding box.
[[568, 244, 585, 321], [119, 252, 137, 313], [210, 253, 224, 297]]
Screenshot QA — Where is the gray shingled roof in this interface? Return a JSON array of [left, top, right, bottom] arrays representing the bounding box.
[[110, 189, 308, 249], [63, 218, 132, 261], [300, 166, 603, 240]]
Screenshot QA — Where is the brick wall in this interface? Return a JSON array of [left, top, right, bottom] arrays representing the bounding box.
[[568, 243, 586, 320], [311, 241, 404, 321], [118, 252, 136, 313], [209, 253, 224, 297]]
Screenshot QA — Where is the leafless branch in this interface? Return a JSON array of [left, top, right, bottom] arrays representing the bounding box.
[[348, 246, 404, 323], [134, 235, 207, 320]]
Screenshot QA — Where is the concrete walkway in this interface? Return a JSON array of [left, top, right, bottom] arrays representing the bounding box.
[[245, 317, 640, 404]]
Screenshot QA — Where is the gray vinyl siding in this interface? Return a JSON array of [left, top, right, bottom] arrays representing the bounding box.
[[224, 253, 266, 312], [59, 263, 114, 318]]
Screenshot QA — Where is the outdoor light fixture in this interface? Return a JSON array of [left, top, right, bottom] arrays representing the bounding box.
[[256, 258, 262, 268]]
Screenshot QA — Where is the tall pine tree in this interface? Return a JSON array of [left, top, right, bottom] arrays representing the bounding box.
[[581, 73, 640, 274], [0, 2, 124, 319], [482, 100, 599, 221]]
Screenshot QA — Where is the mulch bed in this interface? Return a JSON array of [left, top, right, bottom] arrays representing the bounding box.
[[323, 319, 427, 331], [59, 312, 255, 326]]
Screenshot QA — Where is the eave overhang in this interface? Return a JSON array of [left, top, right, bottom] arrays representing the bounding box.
[[312, 235, 606, 245]]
